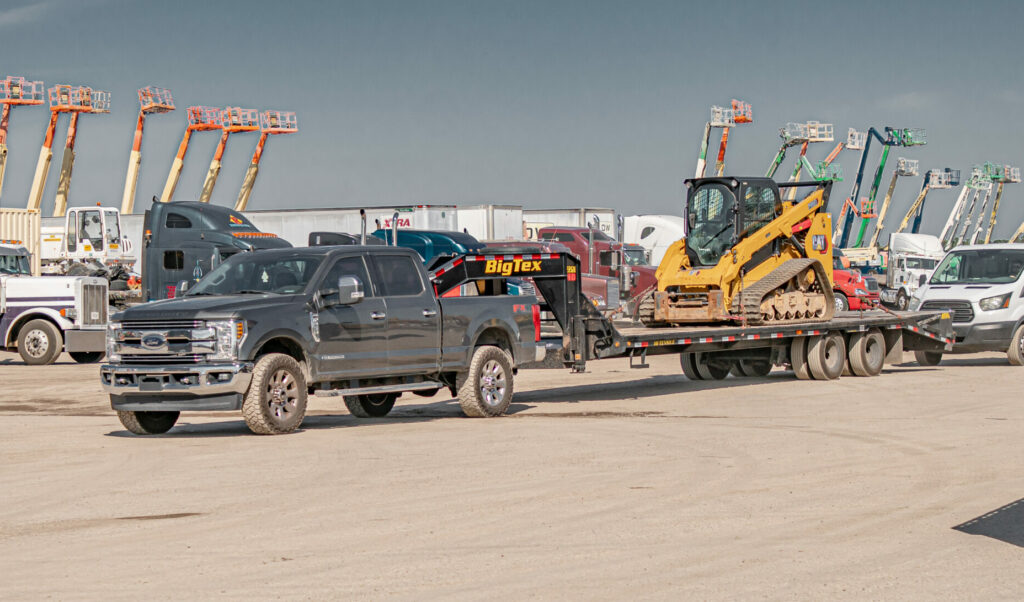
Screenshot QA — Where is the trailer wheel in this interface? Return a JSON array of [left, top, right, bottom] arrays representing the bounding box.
[[807, 333, 846, 380], [117, 410, 179, 435], [17, 319, 63, 365], [913, 350, 942, 366], [457, 345, 513, 417], [790, 337, 811, 380], [848, 330, 885, 376], [896, 290, 909, 311], [680, 353, 702, 380], [729, 363, 745, 377], [343, 393, 397, 418], [739, 359, 772, 377], [241, 353, 308, 434], [694, 352, 730, 380], [1007, 324, 1024, 366], [70, 351, 104, 364]]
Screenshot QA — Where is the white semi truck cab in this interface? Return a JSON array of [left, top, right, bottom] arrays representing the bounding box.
[[879, 233, 945, 310], [0, 242, 109, 365], [911, 243, 1024, 365]]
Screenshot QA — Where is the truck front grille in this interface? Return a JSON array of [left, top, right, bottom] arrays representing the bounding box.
[[921, 300, 974, 323], [865, 278, 880, 292], [122, 319, 203, 330], [81, 283, 107, 325], [119, 354, 205, 365]]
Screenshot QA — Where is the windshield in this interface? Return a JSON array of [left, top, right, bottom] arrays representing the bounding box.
[[0, 252, 31, 275], [623, 249, 647, 266], [930, 249, 1024, 285], [187, 253, 323, 296], [687, 183, 736, 266], [906, 257, 937, 270], [104, 211, 120, 246]]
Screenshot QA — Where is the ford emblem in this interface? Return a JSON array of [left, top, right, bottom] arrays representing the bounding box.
[[141, 333, 167, 350]]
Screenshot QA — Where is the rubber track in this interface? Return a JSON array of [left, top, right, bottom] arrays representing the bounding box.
[[730, 258, 835, 325]]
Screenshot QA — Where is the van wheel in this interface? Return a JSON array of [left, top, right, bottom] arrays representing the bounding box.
[[914, 350, 942, 366], [242, 353, 308, 434], [1007, 324, 1024, 366], [344, 393, 397, 417], [17, 319, 63, 365], [117, 410, 179, 435], [457, 346, 513, 417]]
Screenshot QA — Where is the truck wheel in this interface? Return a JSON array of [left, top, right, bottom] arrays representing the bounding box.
[[790, 337, 811, 380], [17, 319, 63, 365], [343, 393, 397, 418], [834, 291, 849, 312], [914, 350, 942, 366], [70, 351, 104, 364], [1007, 324, 1024, 366], [680, 353, 702, 380], [848, 330, 885, 376], [242, 353, 308, 434], [896, 290, 909, 311], [739, 359, 773, 377], [694, 352, 729, 380], [457, 345, 513, 417], [117, 410, 179, 435], [808, 333, 846, 380]]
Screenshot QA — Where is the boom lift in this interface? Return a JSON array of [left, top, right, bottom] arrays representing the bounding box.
[[781, 121, 835, 200], [939, 166, 987, 249], [638, 177, 835, 326], [865, 158, 918, 249], [952, 164, 995, 247], [832, 127, 926, 248], [158, 106, 222, 203], [198, 107, 259, 204], [0, 76, 44, 203], [980, 164, 1019, 244], [120, 87, 174, 214], [695, 100, 752, 178], [26, 85, 110, 216], [233, 110, 297, 211], [891, 168, 960, 237], [966, 163, 1006, 244], [765, 123, 810, 178]]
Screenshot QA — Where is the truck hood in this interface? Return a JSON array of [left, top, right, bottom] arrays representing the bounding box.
[[115, 293, 304, 321]]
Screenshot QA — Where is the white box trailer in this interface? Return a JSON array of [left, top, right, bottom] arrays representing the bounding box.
[[457, 205, 524, 241], [0, 208, 41, 275], [523, 208, 616, 240], [243, 205, 458, 247]]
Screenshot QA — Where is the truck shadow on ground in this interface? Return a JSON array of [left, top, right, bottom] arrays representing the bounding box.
[[953, 497, 1024, 548]]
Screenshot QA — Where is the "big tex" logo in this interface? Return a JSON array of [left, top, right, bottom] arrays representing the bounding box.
[[484, 258, 543, 276]]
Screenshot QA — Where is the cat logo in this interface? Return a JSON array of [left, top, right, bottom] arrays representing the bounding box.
[[484, 258, 542, 276]]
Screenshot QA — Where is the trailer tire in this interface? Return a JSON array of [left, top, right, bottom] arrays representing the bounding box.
[[807, 332, 846, 380], [457, 345, 513, 417], [695, 352, 730, 380], [117, 410, 179, 435], [17, 319, 63, 365], [739, 359, 773, 377], [241, 353, 308, 435], [1007, 324, 1024, 366], [914, 350, 942, 366], [680, 353, 702, 380], [70, 351, 104, 364], [791, 337, 811, 380], [344, 393, 397, 418], [848, 330, 886, 376]]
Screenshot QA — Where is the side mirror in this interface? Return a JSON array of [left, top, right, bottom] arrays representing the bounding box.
[[335, 275, 364, 305], [175, 280, 190, 296]]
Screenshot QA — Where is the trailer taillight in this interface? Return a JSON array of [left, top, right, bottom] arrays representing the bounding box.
[[532, 304, 541, 342]]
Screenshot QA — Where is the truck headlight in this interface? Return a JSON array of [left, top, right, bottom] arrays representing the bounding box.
[[979, 293, 1011, 311], [106, 322, 122, 362], [854, 288, 868, 296], [208, 319, 247, 360]]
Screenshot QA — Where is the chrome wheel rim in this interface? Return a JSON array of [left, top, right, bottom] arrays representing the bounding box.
[[479, 359, 507, 407], [834, 296, 845, 312], [24, 329, 49, 358], [266, 369, 298, 418]]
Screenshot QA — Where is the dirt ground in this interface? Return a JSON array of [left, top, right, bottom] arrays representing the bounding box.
[[1, 350, 1022, 599]]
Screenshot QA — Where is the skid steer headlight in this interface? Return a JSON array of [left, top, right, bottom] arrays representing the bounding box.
[[980, 293, 1011, 311]]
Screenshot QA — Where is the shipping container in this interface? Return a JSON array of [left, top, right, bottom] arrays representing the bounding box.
[[243, 205, 458, 247], [523, 208, 616, 240], [0, 208, 41, 275], [456, 205, 524, 240]]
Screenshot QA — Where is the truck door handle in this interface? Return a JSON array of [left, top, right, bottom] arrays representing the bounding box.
[[371, 311, 386, 320], [422, 309, 437, 317]]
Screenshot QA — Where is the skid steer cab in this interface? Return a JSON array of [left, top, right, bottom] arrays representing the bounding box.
[[40, 206, 134, 273], [642, 177, 835, 326]]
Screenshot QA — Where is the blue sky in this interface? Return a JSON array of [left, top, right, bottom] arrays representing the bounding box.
[[3, 0, 1024, 240]]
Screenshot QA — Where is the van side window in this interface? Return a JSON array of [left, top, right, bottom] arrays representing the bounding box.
[[374, 255, 424, 296], [166, 213, 192, 229], [164, 250, 184, 270]]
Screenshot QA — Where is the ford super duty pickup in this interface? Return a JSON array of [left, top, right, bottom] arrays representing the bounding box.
[[102, 246, 545, 435]]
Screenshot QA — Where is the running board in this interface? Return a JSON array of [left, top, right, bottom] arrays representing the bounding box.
[[317, 381, 445, 397]]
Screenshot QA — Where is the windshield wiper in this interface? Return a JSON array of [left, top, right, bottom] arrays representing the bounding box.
[[235, 289, 277, 295]]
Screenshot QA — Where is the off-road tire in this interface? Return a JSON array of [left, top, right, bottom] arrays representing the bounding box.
[[834, 292, 849, 312], [117, 410, 179, 435], [848, 330, 886, 376], [457, 346, 514, 417], [70, 351, 104, 364], [807, 332, 846, 380], [1007, 324, 1024, 366], [914, 350, 942, 366], [344, 393, 397, 418], [680, 353, 702, 380], [242, 353, 308, 434], [17, 319, 63, 365], [694, 352, 730, 380], [790, 336, 811, 380]]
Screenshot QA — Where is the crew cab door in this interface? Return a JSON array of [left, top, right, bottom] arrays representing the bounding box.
[[313, 255, 390, 379], [369, 253, 441, 373]]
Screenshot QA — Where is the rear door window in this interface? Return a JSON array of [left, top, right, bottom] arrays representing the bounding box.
[[373, 255, 425, 296]]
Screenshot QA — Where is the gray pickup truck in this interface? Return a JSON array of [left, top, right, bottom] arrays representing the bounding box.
[[102, 246, 545, 435]]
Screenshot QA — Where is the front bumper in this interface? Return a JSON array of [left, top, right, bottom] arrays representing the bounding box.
[[102, 362, 254, 411], [65, 328, 105, 352], [950, 321, 1016, 353], [848, 293, 880, 310]]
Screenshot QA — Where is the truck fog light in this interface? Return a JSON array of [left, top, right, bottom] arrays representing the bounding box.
[[116, 377, 129, 385], [218, 373, 232, 382]]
